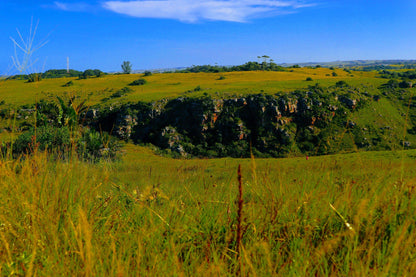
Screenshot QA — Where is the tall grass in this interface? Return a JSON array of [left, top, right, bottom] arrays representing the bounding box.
[[1, 147, 416, 275]]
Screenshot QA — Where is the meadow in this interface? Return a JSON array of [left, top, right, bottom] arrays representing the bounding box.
[[1, 144, 416, 275], [0, 68, 384, 106], [1, 68, 416, 275]]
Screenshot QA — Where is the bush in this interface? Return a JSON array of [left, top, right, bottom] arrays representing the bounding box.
[[110, 87, 133, 98], [27, 73, 42, 83], [77, 128, 120, 162], [11, 125, 120, 162], [332, 72, 338, 77], [335, 80, 349, 87], [143, 71, 152, 76], [379, 79, 399, 89], [62, 80, 74, 87], [13, 125, 71, 156], [217, 75, 226, 80], [129, 78, 147, 86], [306, 77, 313, 81], [79, 69, 103, 79], [399, 80, 412, 88]]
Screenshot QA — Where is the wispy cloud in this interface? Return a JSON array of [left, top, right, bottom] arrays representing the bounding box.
[[102, 0, 316, 22], [52, 1, 93, 12]]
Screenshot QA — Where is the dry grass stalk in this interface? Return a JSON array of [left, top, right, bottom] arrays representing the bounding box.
[[329, 203, 355, 233], [236, 164, 244, 275]]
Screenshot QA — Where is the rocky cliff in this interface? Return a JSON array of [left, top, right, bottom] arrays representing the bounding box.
[[90, 83, 377, 158]]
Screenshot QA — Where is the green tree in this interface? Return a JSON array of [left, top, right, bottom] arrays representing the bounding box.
[[261, 55, 270, 70], [121, 61, 132, 74], [80, 69, 95, 79]]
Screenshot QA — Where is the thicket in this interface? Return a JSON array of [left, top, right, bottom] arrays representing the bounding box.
[[78, 69, 105, 79], [2, 97, 119, 162], [6, 69, 83, 80], [176, 61, 286, 73], [379, 69, 416, 81], [6, 69, 104, 81]]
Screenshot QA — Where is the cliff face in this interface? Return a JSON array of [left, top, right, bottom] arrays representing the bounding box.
[[92, 86, 372, 157], [90, 83, 371, 157]]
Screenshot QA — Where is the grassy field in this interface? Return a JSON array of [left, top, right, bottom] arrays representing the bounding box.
[[1, 145, 416, 275], [0, 68, 384, 106]]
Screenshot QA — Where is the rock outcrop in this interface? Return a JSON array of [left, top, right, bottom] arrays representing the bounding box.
[[93, 87, 370, 157]]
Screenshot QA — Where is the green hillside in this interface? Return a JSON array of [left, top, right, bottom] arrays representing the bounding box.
[[0, 68, 382, 106]]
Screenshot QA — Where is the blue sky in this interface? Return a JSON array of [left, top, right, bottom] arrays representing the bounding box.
[[1, 0, 416, 74]]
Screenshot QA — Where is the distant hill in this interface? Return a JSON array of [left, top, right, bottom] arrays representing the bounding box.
[[279, 59, 416, 68], [126, 60, 416, 74]]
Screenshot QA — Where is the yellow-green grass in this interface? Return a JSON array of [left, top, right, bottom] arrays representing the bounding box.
[[351, 97, 412, 148], [1, 145, 416, 275], [0, 68, 383, 107]]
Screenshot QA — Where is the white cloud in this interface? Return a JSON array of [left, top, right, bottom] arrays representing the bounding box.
[[102, 0, 316, 22], [53, 1, 92, 12]]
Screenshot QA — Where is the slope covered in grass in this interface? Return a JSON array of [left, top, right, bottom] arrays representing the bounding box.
[[0, 69, 382, 106], [1, 146, 416, 275]]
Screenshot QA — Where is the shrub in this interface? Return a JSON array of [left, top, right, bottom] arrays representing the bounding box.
[[27, 73, 42, 83], [79, 69, 103, 79], [335, 80, 349, 87], [332, 72, 338, 77], [13, 125, 71, 156], [11, 125, 119, 162], [379, 79, 399, 89], [217, 75, 226, 80], [129, 78, 147, 86], [77, 128, 120, 162], [110, 87, 133, 98], [306, 77, 313, 81], [399, 80, 412, 88], [143, 71, 152, 76], [62, 80, 74, 87]]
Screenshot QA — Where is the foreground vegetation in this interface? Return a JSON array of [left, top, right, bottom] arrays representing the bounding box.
[[1, 146, 416, 275]]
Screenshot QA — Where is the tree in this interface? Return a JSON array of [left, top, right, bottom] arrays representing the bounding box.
[[80, 69, 95, 79], [121, 61, 132, 74], [93, 69, 104, 77], [260, 55, 270, 70]]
